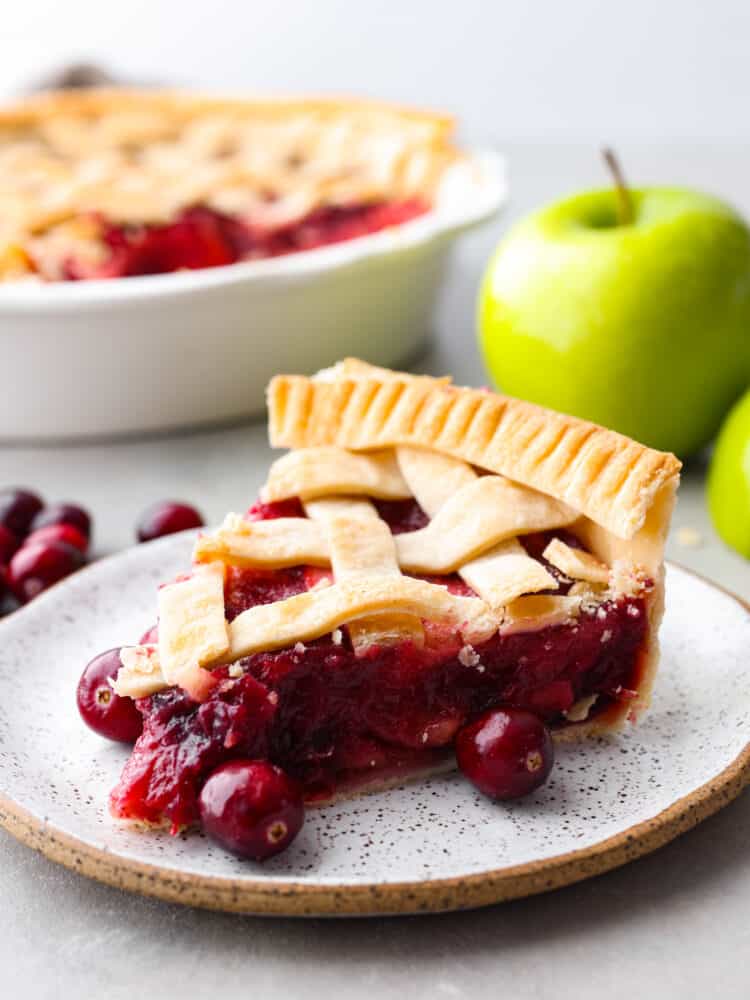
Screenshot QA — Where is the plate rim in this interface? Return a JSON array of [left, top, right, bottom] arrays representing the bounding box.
[[1, 562, 748, 917]]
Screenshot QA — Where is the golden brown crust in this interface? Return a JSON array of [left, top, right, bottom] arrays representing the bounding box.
[[267, 372, 681, 542], [0, 89, 464, 280]]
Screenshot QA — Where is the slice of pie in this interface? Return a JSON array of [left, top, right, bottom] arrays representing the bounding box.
[[0, 90, 469, 282], [105, 360, 680, 835]]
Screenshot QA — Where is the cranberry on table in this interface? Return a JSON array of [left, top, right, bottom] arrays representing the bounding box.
[[199, 760, 305, 861], [0, 523, 20, 564], [0, 488, 43, 538], [136, 501, 204, 543], [77, 648, 143, 743], [455, 707, 554, 801], [31, 501, 91, 540], [8, 540, 85, 604], [26, 522, 89, 554]]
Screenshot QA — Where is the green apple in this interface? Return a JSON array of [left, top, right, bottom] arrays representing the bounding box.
[[478, 186, 750, 456], [707, 388, 750, 556]]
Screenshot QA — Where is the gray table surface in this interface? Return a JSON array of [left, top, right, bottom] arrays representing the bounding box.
[[2, 143, 749, 999]]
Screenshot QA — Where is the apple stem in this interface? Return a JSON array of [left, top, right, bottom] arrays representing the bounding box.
[[602, 148, 634, 226]]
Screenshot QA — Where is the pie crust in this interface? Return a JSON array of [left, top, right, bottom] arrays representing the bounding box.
[[110, 359, 680, 822], [0, 89, 467, 281]]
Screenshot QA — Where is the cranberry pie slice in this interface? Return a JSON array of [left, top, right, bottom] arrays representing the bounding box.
[[0, 90, 467, 282], [106, 360, 680, 834]]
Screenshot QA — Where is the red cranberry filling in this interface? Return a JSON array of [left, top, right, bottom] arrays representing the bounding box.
[[110, 498, 650, 831], [59, 199, 429, 281]]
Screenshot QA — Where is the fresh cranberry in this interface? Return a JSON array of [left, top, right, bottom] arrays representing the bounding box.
[[0, 488, 43, 538], [31, 502, 91, 540], [455, 708, 554, 800], [8, 540, 85, 603], [25, 522, 89, 554], [198, 760, 304, 860], [136, 501, 204, 543], [77, 648, 143, 743], [0, 524, 20, 563]]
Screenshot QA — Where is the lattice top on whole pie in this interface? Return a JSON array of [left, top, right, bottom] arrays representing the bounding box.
[[114, 359, 680, 733], [0, 90, 471, 281]]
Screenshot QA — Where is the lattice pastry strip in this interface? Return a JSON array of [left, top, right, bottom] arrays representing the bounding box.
[[157, 562, 228, 681], [114, 565, 227, 701], [459, 539, 561, 611], [114, 574, 497, 699], [115, 448, 613, 700], [395, 447, 565, 610], [267, 369, 681, 542], [194, 513, 329, 569], [542, 538, 610, 584], [226, 576, 496, 659], [194, 477, 578, 584], [115, 644, 164, 699], [394, 473, 578, 575], [262, 447, 411, 502], [302, 496, 424, 649]]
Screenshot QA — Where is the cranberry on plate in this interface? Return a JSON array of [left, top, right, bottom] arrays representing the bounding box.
[[199, 760, 305, 861], [31, 502, 92, 540], [0, 488, 43, 538], [136, 501, 204, 543], [8, 540, 85, 604], [77, 648, 143, 743], [455, 707, 554, 800]]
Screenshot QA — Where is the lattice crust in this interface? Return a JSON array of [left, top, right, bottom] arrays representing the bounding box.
[[116, 360, 678, 737], [197, 472, 576, 579], [0, 89, 465, 277], [262, 448, 411, 502], [116, 645, 163, 699], [114, 575, 497, 698], [542, 538, 610, 584], [120, 443, 618, 701], [302, 496, 424, 649], [157, 562, 229, 701], [267, 368, 681, 542]]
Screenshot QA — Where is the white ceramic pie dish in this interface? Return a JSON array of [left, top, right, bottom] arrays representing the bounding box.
[[0, 150, 505, 442]]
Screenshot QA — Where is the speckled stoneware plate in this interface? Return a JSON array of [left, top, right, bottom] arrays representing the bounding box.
[[0, 534, 749, 917]]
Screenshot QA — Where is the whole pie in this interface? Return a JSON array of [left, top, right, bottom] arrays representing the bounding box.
[[0, 90, 468, 282], [106, 360, 681, 833]]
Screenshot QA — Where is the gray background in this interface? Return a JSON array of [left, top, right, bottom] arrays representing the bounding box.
[[2, 5, 750, 998]]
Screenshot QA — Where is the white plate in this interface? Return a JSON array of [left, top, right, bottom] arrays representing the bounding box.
[[0, 534, 748, 916], [0, 151, 506, 441]]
